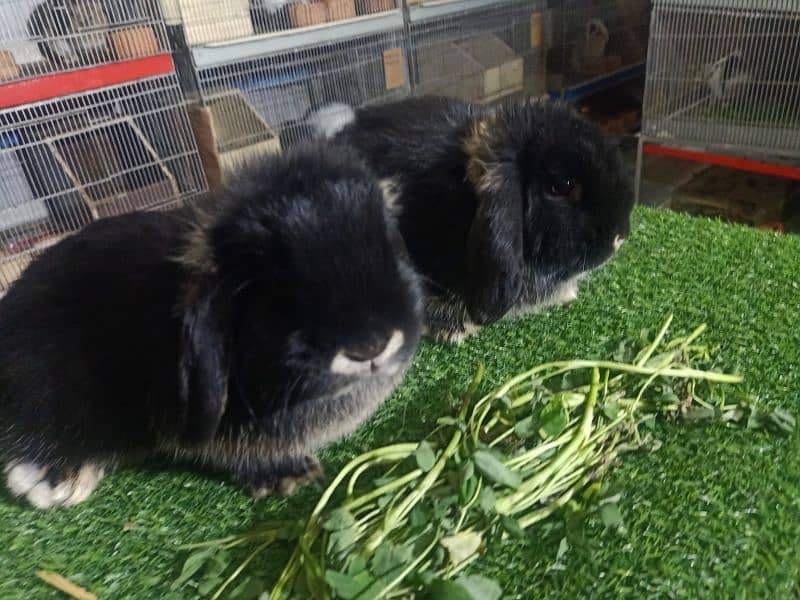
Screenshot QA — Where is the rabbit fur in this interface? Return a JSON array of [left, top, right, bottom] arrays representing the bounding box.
[[333, 95, 634, 342], [0, 143, 423, 508]]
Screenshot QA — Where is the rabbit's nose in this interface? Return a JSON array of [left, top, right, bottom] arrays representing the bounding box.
[[331, 330, 405, 375]]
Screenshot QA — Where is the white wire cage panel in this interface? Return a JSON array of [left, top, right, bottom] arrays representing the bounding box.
[[0, 0, 168, 83], [547, 0, 651, 93], [0, 73, 206, 291], [189, 26, 409, 179], [167, 0, 399, 47], [642, 0, 800, 158], [409, 0, 547, 105]]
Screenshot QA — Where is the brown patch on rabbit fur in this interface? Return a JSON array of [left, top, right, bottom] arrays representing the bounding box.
[[175, 209, 217, 276], [464, 116, 512, 198]]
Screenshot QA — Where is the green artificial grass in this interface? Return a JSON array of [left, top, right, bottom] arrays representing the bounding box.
[[1, 206, 799, 599]]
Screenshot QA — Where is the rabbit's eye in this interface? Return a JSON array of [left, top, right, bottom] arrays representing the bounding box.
[[547, 175, 575, 198]]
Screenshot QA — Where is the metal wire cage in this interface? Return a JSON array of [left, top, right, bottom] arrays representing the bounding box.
[[193, 25, 409, 166], [641, 0, 800, 159], [0, 0, 167, 82], [547, 0, 651, 96], [0, 73, 206, 290], [167, 0, 399, 47], [409, 0, 546, 103], [165, 0, 550, 185]]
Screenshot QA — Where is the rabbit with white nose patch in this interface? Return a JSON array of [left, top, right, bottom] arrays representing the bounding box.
[[333, 96, 634, 342], [0, 143, 423, 508]]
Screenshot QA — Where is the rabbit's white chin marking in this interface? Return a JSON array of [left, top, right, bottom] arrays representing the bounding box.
[[5, 461, 105, 509]]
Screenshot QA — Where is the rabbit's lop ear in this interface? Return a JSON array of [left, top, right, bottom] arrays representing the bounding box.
[[465, 128, 525, 326], [178, 275, 230, 445]]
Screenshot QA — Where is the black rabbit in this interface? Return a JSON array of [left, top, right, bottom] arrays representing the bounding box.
[[332, 96, 634, 342], [0, 143, 422, 508]]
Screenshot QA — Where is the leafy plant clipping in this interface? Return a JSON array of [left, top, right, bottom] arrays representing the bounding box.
[[177, 316, 794, 599]]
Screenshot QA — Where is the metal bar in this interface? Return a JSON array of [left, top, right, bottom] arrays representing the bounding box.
[[0, 54, 175, 109], [192, 13, 405, 68], [408, 0, 509, 21], [643, 143, 800, 181]]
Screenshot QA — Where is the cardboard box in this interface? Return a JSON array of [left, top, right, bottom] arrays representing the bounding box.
[[357, 0, 395, 15], [290, 3, 328, 28], [196, 91, 282, 183], [416, 43, 484, 103], [110, 27, 159, 60], [457, 34, 525, 102], [326, 0, 356, 21], [0, 51, 19, 81], [179, 0, 253, 45]]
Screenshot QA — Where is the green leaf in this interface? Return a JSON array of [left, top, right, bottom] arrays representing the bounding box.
[[644, 351, 677, 369], [458, 461, 477, 503], [229, 576, 264, 599], [427, 576, 501, 600], [345, 555, 368, 576], [459, 474, 478, 505], [409, 506, 430, 529], [171, 549, 213, 590], [599, 502, 624, 529], [558, 370, 590, 391], [440, 531, 483, 566], [513, 416, 537, 438], [555, 537, 569, 562], [538, 397, 569, 439], [204, 551, 231, 580], [323, 507, 356, 532], [455, 575, 502, 600], [324, 570, 373, 600], [473, 451, 521, 489], [501, 516, 526, 540], [416, 441, 437, 472], [197, 576, 223, 596], [656, 386, 680, 404], [436, 417, 460, 427], [479, 486, 496, 513], [426, 578, 474, 600], [683, 406, 716, 421], [371, 542, 413, 577], [328, 527, 357, 555]]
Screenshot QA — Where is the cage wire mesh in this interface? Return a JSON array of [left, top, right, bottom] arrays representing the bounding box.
[[194, 25, 409, 166], [168, 0, 399, 47], [546, 0, 651, 94], [0, 73, 207, 291], [168, 0, 550, 181], [642, 0, 800, 158], [409, 0, 546, 103], [0, 0, 167, 82]]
